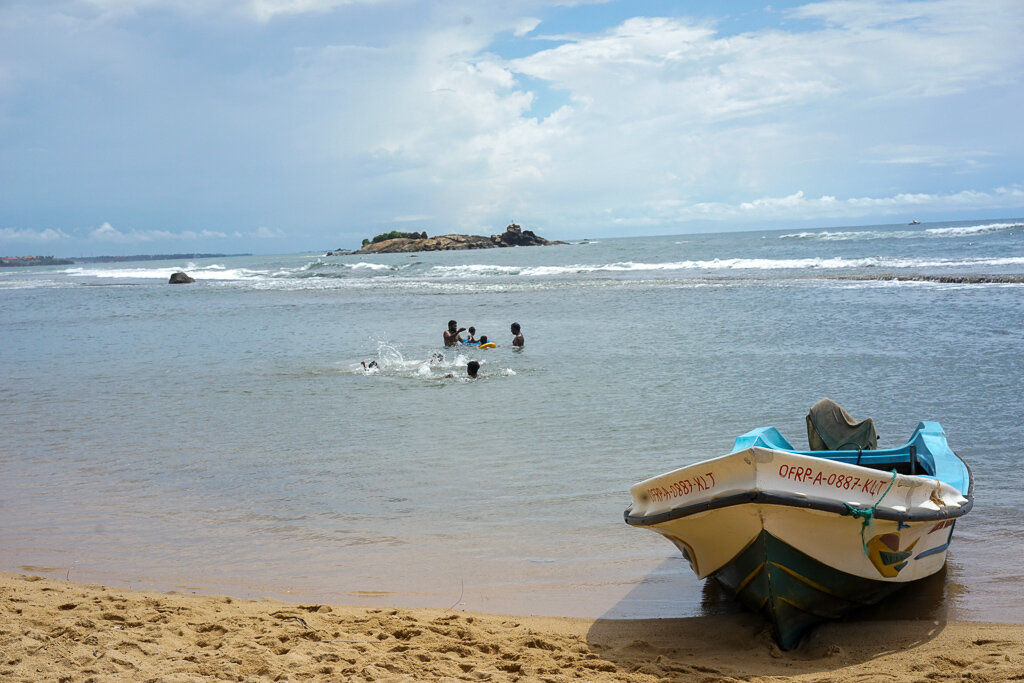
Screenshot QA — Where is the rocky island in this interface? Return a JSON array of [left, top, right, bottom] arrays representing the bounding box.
[[326, 224, 564, 255]]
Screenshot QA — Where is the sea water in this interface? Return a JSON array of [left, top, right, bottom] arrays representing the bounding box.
[[1, 219, 1022, 622]]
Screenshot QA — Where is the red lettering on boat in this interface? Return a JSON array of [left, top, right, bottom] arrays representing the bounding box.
[[646, 472, 718, 502]]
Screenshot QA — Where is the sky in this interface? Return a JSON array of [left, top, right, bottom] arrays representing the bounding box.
[[1, 0, 1023, 256]]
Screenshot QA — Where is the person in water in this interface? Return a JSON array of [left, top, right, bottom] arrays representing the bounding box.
[[510, 322, 524, 347], [477, 335, 490, 346], [445, 360, 480, 379], [444, 320, 466, 347], [466, 327, 477, 343]]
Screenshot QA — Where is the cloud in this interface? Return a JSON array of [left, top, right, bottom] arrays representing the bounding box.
[[866, 145, 998, 168], [75, 0, 380, 22], [512, 17, 540, 37], [648, 186, 1024, 223], [0, 227, 71, 243], [510, 4, 1024, 124], [246, 0, 379, 23], [88, 222, 232, 243], [251, 226, 286, 238], [308, 1, 1019, 235], [2, 0, 1022, 249], [90, 222, 174, 243]]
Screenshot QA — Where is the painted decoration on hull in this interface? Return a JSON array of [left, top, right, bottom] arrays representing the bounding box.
[[866, 533, 920, 578]]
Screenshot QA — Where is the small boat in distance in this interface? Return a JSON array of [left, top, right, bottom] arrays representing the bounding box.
[[624, 399, 973, 649], [909, 219, 921, 225]]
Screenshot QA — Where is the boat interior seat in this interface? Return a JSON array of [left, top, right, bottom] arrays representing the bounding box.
[[806, 398, 879, 451]]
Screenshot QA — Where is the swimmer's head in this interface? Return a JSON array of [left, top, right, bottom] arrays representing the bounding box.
[[467, 360, 480, 378]]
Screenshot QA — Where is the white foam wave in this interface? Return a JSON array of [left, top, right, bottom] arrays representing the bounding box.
[[431, 264, 522, 277], [778, 230, 900, 241], [297, 259, 397, 274], [428, 256, 1024, 276], [61, 264, 261, 280], [924, 222, 1022, 237], [779, 222, 1020, 241], [0, 279, 65, 290]]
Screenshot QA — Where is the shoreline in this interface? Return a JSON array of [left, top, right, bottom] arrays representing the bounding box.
[[3, 572, 1023, 681]]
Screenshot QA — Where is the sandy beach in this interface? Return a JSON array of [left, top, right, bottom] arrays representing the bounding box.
[[3, 571, 1022, 682]]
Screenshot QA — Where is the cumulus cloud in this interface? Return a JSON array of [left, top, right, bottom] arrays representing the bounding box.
[[512, 17, 540, 37], [341, 0, 1022, 234], [90, 222, 176, 243], [88, 222, 233, 243], [2, 0, 1022, 248], [252, 226, 286, 238], [0, 227, 71, 243], [649, 186, 1024, 223]]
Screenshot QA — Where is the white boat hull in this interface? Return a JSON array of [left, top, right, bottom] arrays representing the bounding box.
[[625, 447, 971, 648]]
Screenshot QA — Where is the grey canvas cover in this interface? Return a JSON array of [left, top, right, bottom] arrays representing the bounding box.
[[806, 398, 878, 451]]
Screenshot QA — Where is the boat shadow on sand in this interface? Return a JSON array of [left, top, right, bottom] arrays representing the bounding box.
[[584, 561, 956, 678]]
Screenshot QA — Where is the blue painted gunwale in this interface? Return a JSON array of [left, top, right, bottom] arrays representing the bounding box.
[[731, 421, 971, 496]]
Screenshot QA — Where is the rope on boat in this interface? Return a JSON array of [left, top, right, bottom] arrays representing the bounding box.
[[844, 469, 899, 556]]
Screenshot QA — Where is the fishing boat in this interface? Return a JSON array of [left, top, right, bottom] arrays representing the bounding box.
[[624, 399, 973, 649]]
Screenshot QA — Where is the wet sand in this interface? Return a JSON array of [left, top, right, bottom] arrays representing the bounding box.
[[3, 571, 1023, 682]]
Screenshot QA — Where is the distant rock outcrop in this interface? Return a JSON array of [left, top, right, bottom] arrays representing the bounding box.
[[169, 271, 195, 284], [490, 223, 555, 247], [349, 224, 564, 254]]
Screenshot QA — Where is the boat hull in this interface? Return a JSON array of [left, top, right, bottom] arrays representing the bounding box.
[[714, 529, 907, 649], [625, 440, 971, 648]]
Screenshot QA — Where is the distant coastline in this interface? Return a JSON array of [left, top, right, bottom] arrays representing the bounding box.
[[0, 253, 249, 267], [0, 256, 74, 267]]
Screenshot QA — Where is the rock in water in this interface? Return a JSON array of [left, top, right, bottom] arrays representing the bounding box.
[[491, 223, 557, 247], [169, 271, 195, 284]]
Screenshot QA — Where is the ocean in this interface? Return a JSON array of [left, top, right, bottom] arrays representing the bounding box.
[[2, 219, 1022, 623]]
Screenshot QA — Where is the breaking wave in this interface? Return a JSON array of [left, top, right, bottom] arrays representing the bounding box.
[[60, 263, 264, 280], [779, 222, 1021, 241], [47, 254, 1024, 291], [925, 223, 1022, 237], [424, 256, 1024, 277]]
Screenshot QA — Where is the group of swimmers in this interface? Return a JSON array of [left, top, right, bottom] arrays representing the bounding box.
[[444, 320, 524, 349], [361, 320, 523, 379], [440, 319, 524, 379]]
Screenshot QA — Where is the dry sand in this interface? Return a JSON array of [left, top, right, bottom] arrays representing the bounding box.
[[2, 571, 1022, 682]]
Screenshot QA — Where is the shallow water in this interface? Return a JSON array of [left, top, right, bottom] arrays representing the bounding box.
[[2, 220, 1022, 621]]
